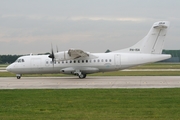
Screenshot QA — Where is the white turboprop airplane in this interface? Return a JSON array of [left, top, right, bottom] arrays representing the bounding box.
[[6, 21, 171, 79]]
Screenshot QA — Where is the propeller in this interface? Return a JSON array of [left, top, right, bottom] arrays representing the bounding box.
[[56, 45, 59, 52], [48, 44, 55, 67]]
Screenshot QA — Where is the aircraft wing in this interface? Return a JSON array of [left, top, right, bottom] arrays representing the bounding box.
[[68, 49, 96, 59], [68, 49, 89, 57], [53, 48, 98, 61]]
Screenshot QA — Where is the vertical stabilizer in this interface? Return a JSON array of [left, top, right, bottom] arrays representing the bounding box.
[[113, 21, 170, 54]]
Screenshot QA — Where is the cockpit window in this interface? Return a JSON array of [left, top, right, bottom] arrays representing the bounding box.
[[15, 59, 25, 63], [16, 59, 21, 62]]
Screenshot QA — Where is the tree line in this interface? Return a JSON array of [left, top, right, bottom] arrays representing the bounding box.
[[0, 53, 49, 64], [0, 55, 21, 64]]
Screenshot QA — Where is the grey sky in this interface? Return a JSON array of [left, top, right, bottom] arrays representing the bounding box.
[[0, 0, 180, 55]]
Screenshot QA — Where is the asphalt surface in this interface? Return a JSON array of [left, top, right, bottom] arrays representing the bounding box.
[[0, 76, 180, 89]]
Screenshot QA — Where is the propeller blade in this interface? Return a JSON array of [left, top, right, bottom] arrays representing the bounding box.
[[48, 49, 55, 59], [48, 43, 55, 67], [56, 45, 59, 52]]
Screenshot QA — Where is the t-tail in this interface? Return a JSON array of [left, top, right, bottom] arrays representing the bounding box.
[[113, 21, 170, 54]]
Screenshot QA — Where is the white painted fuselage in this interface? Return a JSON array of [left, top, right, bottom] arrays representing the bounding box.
[[6, 53, 170, 74]]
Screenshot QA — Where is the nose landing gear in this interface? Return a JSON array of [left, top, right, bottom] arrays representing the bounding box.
[[16, 74, 22, 79]]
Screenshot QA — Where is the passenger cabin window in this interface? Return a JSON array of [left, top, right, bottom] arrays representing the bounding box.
[[82, 60, 84, 63], [78, 60, 80, 63], [86, 60, 88, 63], [105, 59, 108, 62]]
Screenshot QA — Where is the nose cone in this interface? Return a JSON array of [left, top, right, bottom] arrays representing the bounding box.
[[6, 64, 13, 72]]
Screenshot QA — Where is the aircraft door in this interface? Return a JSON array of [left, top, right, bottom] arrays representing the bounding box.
[[114, 54, 121, 69]]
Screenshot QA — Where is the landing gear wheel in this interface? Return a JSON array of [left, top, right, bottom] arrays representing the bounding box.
[[16, 74, 22, 79], [79, 73, 86, 79]]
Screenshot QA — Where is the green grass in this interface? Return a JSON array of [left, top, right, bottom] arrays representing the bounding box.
[[0, 64, 8, 67], [0, 89, 180, 120], [91, 71, 180, 76], [132, 63, 180, 69]]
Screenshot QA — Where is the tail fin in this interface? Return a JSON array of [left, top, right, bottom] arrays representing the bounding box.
[[113, 21, 170, 54]]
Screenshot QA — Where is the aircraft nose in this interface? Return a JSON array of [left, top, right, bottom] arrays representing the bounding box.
[[6, 64, 13, 72]]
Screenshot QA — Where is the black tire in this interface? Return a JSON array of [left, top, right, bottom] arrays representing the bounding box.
[[79, 73, 86, 79]]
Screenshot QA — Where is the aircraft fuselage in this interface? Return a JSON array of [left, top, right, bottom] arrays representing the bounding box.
[[6, 53, 171, 75]]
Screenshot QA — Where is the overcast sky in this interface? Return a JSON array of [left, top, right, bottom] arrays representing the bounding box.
[[0, 0, 180, 55]]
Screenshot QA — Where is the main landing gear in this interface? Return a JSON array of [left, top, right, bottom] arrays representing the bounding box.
[[74, 70, 87, 79], [78, 73, 86, 79], [16, 74, 22, 79]]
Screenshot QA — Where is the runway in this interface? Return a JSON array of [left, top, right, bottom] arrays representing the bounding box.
[[0, 76, 180, 89]]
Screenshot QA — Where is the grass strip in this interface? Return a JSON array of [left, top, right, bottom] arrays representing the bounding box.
[[0, 89, 180, 120], [131, 63, 180, 69], [91, 71, 180, 76]]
